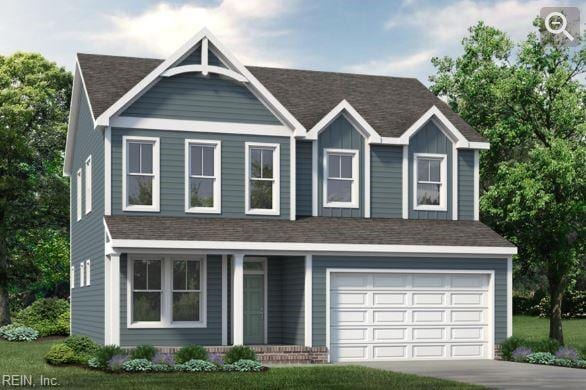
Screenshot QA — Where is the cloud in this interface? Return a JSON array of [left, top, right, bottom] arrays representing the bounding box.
[[344, 49, 435, 77], [90, 0, 298, 67]]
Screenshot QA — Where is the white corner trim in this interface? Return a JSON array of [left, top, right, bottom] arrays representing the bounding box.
[[122, 136, 160, 212], [312, 140, 318, 216], [184, 139, 222, 214], [104, 127, 112, 215], [162, 64, 248, 83], [221, 254, 228, 345], [323, 148, 360, 209], [76, 168, 82, 221], [244, 142, 281, 216], [290, 136, 296, 220], [85, 155, 92, 215], [304, 255, 313, 347], [507, 256, 513, 338], [474, 149, 480, 221], [452, 144, 458, 220], [364, 143, 371, 218], [402, 145, 408, 219], [232, 254, 244, 345], [305, 100, 382, 143], [412, 153, 448, 212]]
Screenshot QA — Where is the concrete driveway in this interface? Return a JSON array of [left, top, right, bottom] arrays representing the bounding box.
[[348, 360, 586, 389]]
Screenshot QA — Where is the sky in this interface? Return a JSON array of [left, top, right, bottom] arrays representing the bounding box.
[[0, 0, 583, 85]]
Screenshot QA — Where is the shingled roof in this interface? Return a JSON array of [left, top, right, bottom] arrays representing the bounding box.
[[105, 216, 513, 249], [76, 53, 486, 142]]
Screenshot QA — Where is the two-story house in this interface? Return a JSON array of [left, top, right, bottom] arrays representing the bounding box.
[[64, 28, 516, 363]]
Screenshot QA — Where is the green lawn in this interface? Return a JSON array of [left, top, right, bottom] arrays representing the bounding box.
[[514, 315, 586, 352], [0, 338, 482, 389]]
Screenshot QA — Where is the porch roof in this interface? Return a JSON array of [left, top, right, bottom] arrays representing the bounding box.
[[104, 216, 514, 249]]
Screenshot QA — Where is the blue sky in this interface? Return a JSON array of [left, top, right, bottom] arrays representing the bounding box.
[[0, 0, 582, 84]]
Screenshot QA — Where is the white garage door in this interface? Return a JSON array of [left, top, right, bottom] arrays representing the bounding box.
[[329, 271, 492, 361]]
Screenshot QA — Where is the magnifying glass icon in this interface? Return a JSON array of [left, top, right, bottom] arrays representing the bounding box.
[[545, 11, 574, 41]]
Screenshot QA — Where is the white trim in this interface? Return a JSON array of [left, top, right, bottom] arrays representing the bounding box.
[[290, 136, 296, 220], [452, 144, 458, 220], [85, 156, 92, 215], [304, 255, 313, 347], [110, 117, 291, 137], [413, 153, 448, 211], [221, 255, 228, 345], [399, 106, 465, 148], [232, 253, 244, 345], [184, 139, 221, 214], [325, 268, 495, 362], [70, 266, 75, 289], [507, 256, 513, 338], [469, 142, 490, 150], [80, 262, 85, 287], [104, 127, 112, 215], [122, 136, 160, 212], [76, 168, 82, 221], [402, 146, 408, 219], [474, 150, 480, 221], [201, 37, 208, 70], [85, 259, 91, 286], [104, 256, 110, 343], [111, 239, 517, 256], [243, 257, 268, 344], [110, 254, 121, 345], [162, 64, 248, 83], [305, 100, 382, 143], [245, 142, 280, 215], [364, 143, 371, 218], [323, 148, 359, 209], [312, 140, 318, 216]]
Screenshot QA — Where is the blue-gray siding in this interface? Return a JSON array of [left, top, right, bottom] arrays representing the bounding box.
[[296, 141, 313, 216], [121, 74, 280, 125], [179, 46, 225, 67], [70, 87, 105, 344], [371, 145, 403, 218], [408, 121, 453, 219], [458, 149, 475, 220], [318, 116, 364, 217], [111, 129, 290, 219], [119, 254, 223, 346], [311, 256, 508, 347]]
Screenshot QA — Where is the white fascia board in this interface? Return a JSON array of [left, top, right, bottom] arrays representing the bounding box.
[[110, 116, 291, 137], [305, 100, 382, 143], [161, 64, 248, 82], [111, 239, 518, 256], [469, 141, 490, 150]]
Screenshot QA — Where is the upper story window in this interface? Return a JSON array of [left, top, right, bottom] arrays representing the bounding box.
[[76, 169, 82, 221], [185, 140, 221, 214], [245, 142, 280, 215], [85, 156, 92, 214], [413, 153, 447, 211], [123, 136, 160, 212], [80, 262, 85, 287], [324, 149, 359, 208]]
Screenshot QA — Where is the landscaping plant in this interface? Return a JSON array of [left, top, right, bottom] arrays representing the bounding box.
[[93, 345, 124, 369], [130, 344, 156, 361], [526, 352, 556, 365], [511, 347, 532, 362], [45, 343, 76, 365], [122, 359, 153, 372], [555, 346, 580, 361], [107, 355, 129, 372], [175, 359, 217, 372], [152, 352, 175, 366], [175, 345, 208, 364], [233, 359, 263, 372], [0, 324, 38, 341], [14, 298, 69, 336], [224, 345, 256, 364]]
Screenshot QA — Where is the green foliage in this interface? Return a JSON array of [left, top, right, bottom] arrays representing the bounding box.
[[107, 355, 129, 372], [535, 290, 586, 318], [14, 298, 69, 336], [526, 352, 555, 365], [130, 344, 156, 361], [45, 343, 76, 365], [233, 359, 263, 372], [501, 336, 526, 360], [175, 344, 208, 364], [93, 345, 124, 369], [501, 336, 562, 360], [175, 359, 218, 372], [121, 358, 153, 372], [152, 363, 174, 372], [87, 357, 100, 368], [63, 335, 99, 363], [0, 324, 38, 341], [224, 345, 256, 364]]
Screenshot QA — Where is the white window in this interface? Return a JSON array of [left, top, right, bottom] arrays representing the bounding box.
[[85, 156, 92, 214], [245, 142, 280, 215], [80, 262, 85, 287], [129, 255, 206, 328], [85, 260, 91, 286], [76, 169, 82, 221], [185, 140, 221, 213], [324, 149, 359, 208], [123, 136, 160, 212], [413, 153, 447, 211], [70, 266, 75, 289]]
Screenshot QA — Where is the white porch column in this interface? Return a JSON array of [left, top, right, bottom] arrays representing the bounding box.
[[304, 255, 313, 347], [221, 255, 228, 345], [105, 253, 120, 346], [232, 253, 245, 345]]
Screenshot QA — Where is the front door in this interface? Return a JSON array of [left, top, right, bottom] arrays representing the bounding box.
[[243, 273, 265, 344]]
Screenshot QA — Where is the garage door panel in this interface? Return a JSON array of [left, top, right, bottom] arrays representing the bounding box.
[[451, 293, 484, 305], [373, 292, 406, 305], [412, 345, 446, 358], [412, 275, 446, 288], [373, 274, 408, 288], [451, 327, 485, 340], [373, 328, 406, 341], [331, 327, 368, 342], [332, 274, 369, 289], [332, 292, 367, 306], [373, 310, 406, 323], [451, 344, 484, 358], [373, 345, 407, 359], [451, 310, 484, 323], [413, 293, 445, 305], [450, 275, 489, 289], [413, 327, 444, 340], [333, 310, 368, 324], [413, 310, 444, 323], [332, 345, 367, 360]]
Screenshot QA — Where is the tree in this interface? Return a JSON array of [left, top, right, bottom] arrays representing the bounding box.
[[0, 53, 72, 324], [430, 21, 585, 343]]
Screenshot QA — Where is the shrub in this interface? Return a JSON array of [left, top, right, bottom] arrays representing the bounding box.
[[175, 359, 217, 372], [511, 347, 532, 362], [152, 352, 175, 366], [535, 290, 586, 318], [130, 345, 156, 361], [233, 359, 263, 372], [527, 352, 555, 365], [94, 345, 124, 369], [575, 360, 586, 369], [45, 343, 76, 365], [14, 298, 70, 336], [87, 357, 100, 368], [175, 345, 208, 364], [224, 345, 256, 364], [222, 364, 237, 372], [0, 325, 38, 341], [527, 339, 561, 354], [152, 363, 174, 372], [64, 335, 99, 355], [553, 358, 575, 367], [500, 336, 526, 360], [122, 358, 153, 372], [555, 346, 580, 361], [500, 336, 561, 360], [107, 355, 129, 372]]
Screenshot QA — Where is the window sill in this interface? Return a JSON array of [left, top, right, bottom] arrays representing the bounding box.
[[323, 202, 359, 209], [123, 206, 160, 212], [245, 208, 280, 216], [185, 207, 221, 214], [127, 321, 207, 329], [413, 205, 448, 212]]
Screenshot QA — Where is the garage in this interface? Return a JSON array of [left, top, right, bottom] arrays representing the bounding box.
[[328, 270, 493, 362]]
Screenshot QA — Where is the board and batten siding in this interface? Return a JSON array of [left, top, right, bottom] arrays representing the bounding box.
[[111, 129, 290, 219], [296, 141, 313, 216], [370, 145, 403, 218], [70, 87, 105, 344], [458, 149, 475, 220], [318, 116, 365, 217], [408, 121, 453, 220], [119, 254, 223, 346], [311, 256, 508, 347]]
